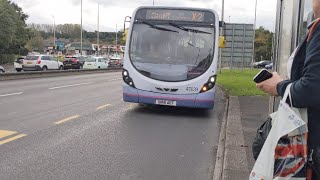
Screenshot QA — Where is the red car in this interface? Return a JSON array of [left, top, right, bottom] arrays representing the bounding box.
[[63, 56, 83, 70]]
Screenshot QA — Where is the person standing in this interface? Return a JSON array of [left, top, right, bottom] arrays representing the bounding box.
[[256, 0, 320, 178]]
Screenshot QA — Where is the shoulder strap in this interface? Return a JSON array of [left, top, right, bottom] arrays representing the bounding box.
[[307, 18, 320, 43]]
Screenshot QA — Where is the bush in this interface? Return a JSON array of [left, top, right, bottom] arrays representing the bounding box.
[[0, 54, 16, 64]]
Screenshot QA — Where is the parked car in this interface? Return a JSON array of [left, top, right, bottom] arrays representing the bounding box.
[[78, 56, 88, 65], [63, 56, 83, 70], [23, 55, 64, 71], [14, 56, 25, 72], [83, 57, 109, 69], [0, 66, 5, 73], [253, 61, 272, 68], [108, 55, 123, 67], [265, 62, 273, 69]]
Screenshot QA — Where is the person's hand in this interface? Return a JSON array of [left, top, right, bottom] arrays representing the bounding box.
[[256, 72, 284, 96]]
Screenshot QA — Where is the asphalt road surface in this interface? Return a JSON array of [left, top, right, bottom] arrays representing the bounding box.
[[0, 72, 226, 180]]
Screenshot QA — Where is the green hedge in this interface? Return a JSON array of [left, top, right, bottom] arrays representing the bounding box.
[[0, 54, 16, 64]]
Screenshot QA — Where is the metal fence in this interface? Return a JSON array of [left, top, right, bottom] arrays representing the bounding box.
[[220, 23, 254, 69]]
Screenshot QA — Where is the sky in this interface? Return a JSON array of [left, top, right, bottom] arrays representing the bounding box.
[[12, 0, 277, 32]]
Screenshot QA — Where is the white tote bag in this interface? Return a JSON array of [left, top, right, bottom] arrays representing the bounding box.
[[249, 84, 308, 180]]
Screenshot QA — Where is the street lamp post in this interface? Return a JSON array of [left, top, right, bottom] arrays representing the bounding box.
[[97, 2, 100, 55], [51, 15, 56, 54], [251, 0, 258, 68], [153, 0, 154, 6], [115, 24, 118, 52], [218, 0, 225, 73], [80, 0, 83, 55]]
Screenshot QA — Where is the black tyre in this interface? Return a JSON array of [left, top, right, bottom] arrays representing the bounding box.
[[42, 66, 47, 71], [16, 69, 22, 72], [59, 66, 63, 70]]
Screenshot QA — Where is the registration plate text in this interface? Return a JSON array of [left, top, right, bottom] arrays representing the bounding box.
[[156, 100, 177, 106]]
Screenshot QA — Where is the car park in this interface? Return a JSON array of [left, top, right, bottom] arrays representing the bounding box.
[[23, 55, 64, 71], [63, 56, 83, 70], [14, 56, 25, 72], [78, 56, 88, 65], [83, 56, 109, 69], [253, 61, 272, 68], [265, 62, 273, 69], [0, 66, 5, 73], [108, 55, 123, 67]]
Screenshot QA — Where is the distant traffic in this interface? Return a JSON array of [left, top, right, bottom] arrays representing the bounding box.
[[2, 53, 124, 73]]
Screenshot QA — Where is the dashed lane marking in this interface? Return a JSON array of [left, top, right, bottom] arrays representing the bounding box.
[[96, 104, 111, 110], [49, 82, 94, 90], [54, 115, 80, 125], [0, 92, 23, 97], [0, 130, 27, 145]]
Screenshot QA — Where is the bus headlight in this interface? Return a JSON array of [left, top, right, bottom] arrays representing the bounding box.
[[210, 77, 216, 83], [200, 75, 217, 93], [122, 69, 135, 88], [123, 70, 128, 76]]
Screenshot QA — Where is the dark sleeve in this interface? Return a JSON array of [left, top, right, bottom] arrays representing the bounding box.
[[276, 80, 292, 97], [277, 23, 320, 108]]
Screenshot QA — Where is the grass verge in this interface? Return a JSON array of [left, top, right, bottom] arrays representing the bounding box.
[[217, 69, 267, 96]]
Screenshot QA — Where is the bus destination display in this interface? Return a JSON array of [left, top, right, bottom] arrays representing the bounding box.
[[146, 9, 205, 22]]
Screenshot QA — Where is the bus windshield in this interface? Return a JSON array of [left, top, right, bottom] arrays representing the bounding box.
[[129, 21, 215, 82]]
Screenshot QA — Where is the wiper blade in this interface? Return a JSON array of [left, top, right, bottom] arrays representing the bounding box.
[[168, 22, 212, 34], [141, 20, 178, 33]]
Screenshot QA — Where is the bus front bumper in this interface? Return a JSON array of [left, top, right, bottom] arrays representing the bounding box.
[[123, 85, 215, 109]]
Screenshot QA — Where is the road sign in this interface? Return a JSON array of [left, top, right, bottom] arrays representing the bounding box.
[[55, 41, 65, 51]]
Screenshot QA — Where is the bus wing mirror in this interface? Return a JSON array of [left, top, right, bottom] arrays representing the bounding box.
[[219, 36, 226, 48], [219, 21, 225, 27]]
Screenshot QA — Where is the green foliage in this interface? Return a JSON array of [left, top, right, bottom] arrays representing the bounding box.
[[0, 0, 31, 60], [25, 29, 44, 52], [28, 23, 124, 45], [217, 69, 267, 96], [254, 26, 273, 62]]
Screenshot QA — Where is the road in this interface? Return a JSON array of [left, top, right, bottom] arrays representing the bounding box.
[[0, 72, 226, 180]]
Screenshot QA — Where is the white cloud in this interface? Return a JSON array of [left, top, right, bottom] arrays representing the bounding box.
[[12, 0, 277, 32]]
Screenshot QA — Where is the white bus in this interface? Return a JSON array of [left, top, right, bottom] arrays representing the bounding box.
[[122, 6, 222, 109]]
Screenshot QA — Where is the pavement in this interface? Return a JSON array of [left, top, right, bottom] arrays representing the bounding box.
[[215, 95, 269, 180], [0, 72, 227, 180]]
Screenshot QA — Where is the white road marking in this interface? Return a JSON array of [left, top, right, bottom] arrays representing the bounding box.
[[0, 92, 23, 97], [49, 82, 94, 90]]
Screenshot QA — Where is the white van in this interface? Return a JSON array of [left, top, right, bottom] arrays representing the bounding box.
[[83, 57, 109, 69]]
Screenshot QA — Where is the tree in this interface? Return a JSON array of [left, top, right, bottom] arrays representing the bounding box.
[[25, 29, 44, 52], [0, 0, 31, 56], [254, 26, 273, 62]]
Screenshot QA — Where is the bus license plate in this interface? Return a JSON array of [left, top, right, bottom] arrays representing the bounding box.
[[156, 100, 176, 106]]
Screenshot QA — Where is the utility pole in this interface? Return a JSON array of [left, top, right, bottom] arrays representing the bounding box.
[[251, 0, 258, 68], [97, 2, 100, 55], [116, 24, 118, 54], [51, 15, 56, 54], [153, 0, 154, 6], [80, 0, 83, 55], [219, 0, 225, 73]]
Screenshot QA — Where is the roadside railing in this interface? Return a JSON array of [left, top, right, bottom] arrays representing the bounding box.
[[0, 67, 123, 81]]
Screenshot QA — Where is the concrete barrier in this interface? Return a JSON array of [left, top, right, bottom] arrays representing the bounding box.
[[0, 67, 122, 81]]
